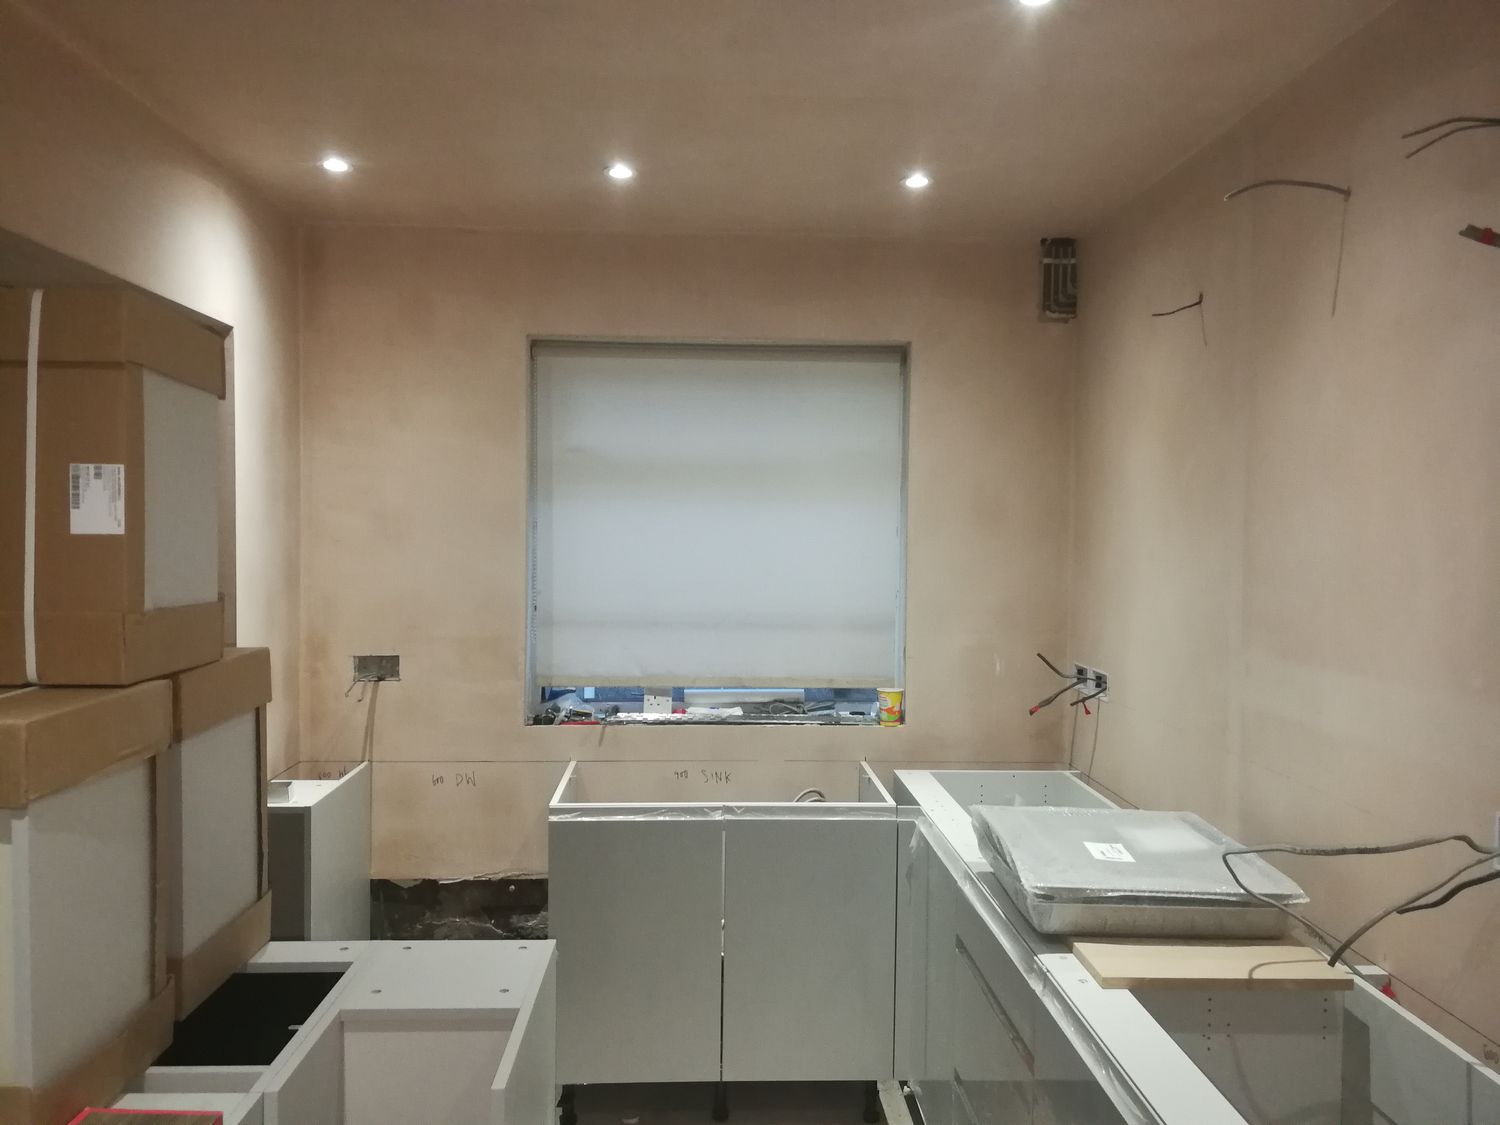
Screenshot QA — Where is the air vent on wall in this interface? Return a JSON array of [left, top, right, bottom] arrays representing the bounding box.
[[1041, 237, 1078, 321]]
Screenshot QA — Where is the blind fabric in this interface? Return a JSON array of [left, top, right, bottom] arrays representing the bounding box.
[[531, 342, 905, 687]]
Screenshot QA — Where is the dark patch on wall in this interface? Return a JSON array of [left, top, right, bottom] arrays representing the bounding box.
[[371, 877, 548, 940]]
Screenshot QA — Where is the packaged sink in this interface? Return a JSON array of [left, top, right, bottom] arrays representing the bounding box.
[[971, 806, 1308, 939]]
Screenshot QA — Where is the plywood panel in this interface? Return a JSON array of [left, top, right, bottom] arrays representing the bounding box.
[[722, 817, 896, 1080], [1073, 940, 1352, 991], [297, 223, 1077, 876], [1068, 0, 1500, 1059], [565, 758, 867, 805], [372, 760, 563, 879]]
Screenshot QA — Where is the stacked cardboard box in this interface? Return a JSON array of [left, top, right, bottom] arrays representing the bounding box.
[[160, 648, 273, 1019], [0, 682, 176, 1124], [0, 288, 274, 1123], [0, 286, 224, 687]]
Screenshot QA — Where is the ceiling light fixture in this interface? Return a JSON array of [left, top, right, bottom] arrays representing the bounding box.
[[904, 171, 931, 191], [1017, 0, 1054, 6], [607, 161, 635, 181], [320, 155, 351, 174]]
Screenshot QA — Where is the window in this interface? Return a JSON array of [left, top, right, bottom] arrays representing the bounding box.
[[527, 341, 906, 723]]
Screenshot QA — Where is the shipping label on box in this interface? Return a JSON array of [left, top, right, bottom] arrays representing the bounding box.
[[68, 463, 125, 535]]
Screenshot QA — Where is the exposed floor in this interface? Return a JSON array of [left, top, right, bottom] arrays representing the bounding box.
[[572, 1082, 911, 1125]]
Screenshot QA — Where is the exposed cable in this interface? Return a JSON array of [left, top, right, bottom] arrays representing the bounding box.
[[1029, 679, 1084, 715], [1066, 701, 1081, 770], [1036, 652, 1074, 679], [794, 788, 827, 803], [1151, 294, 1204, 317], [1221, 835, 1499, 970], [1068, 687, 1105, 708], [360, 679, 381, 763], [1397, 869, 1500, 915], [1224, 179, 1351, 202], [1084, 703, 1104, 778], [1404, 115, 1500, 136], [1459, 224, 1498, 248], [1029, 651, 1087, 715], [1327, 852, 1496, 967], [1402, 117, 1500, 159], [1223, 180, 1351, 317]]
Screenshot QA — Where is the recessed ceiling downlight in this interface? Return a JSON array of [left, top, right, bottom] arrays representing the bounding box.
[[607, 161, 635, 181], [1017, 0, 1055, 7], [320, 155, 351, 174], [904, 171, 931, 190]]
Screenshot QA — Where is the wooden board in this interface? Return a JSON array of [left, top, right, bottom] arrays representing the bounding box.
[[1072, 939, 1353, 991], [69, 1113, 223, 1124]]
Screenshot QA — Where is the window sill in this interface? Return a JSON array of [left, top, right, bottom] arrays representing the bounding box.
[[540, 712, 888, 728]]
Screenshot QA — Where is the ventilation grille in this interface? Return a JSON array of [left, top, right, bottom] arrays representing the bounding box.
[[1040, 237, 1078, 321]]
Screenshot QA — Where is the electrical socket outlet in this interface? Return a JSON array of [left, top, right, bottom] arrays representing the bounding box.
[[1093, 669, 1110, 701], [1072, 662, 1091, 687], [353, 654, 400, 682]]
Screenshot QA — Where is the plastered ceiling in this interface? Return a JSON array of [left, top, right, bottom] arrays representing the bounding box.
[[17, 0, 1395, 240]]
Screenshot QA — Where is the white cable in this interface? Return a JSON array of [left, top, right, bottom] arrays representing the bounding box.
[[22, 290, 41, 683]]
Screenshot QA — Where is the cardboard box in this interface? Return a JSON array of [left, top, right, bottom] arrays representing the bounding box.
[[160, 649, 274, 1019], [0, 287, 225, 392], [0, 287, 225, 686], [0, 683, 175, 1123]]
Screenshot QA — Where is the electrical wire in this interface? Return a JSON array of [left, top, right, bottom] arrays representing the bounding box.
[[1221, 835, 1500, 970], [360, 679, 381, 762], [1036, 652, 1074, 679], [1402, 117, 1500, 159], [1223, 178, 1351, 201], [1029, 678, 1085, 715], [1151, 294, 1204, 317], [1030, 651, 1087, 715], [1397, 869, 1500, 915], [1084, 702, 1103, 778], [1327, 851, 1497, 967], [1068, 687, 1105, 708]]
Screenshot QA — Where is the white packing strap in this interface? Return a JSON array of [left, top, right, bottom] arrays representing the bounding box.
[[22, 289, 41, 682]]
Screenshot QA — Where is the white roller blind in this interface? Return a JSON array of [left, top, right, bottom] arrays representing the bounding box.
[[531, 342, 905, 687]]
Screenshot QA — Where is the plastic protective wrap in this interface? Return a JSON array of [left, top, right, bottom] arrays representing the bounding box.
[[972, 806, 1306, 903], [972, 806, 1307, 938], [907, 818, 1249, 1125]]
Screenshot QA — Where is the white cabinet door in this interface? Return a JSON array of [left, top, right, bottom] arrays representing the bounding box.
[[721, 817, 897, 1081], [549, 819, 723, 1083]]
